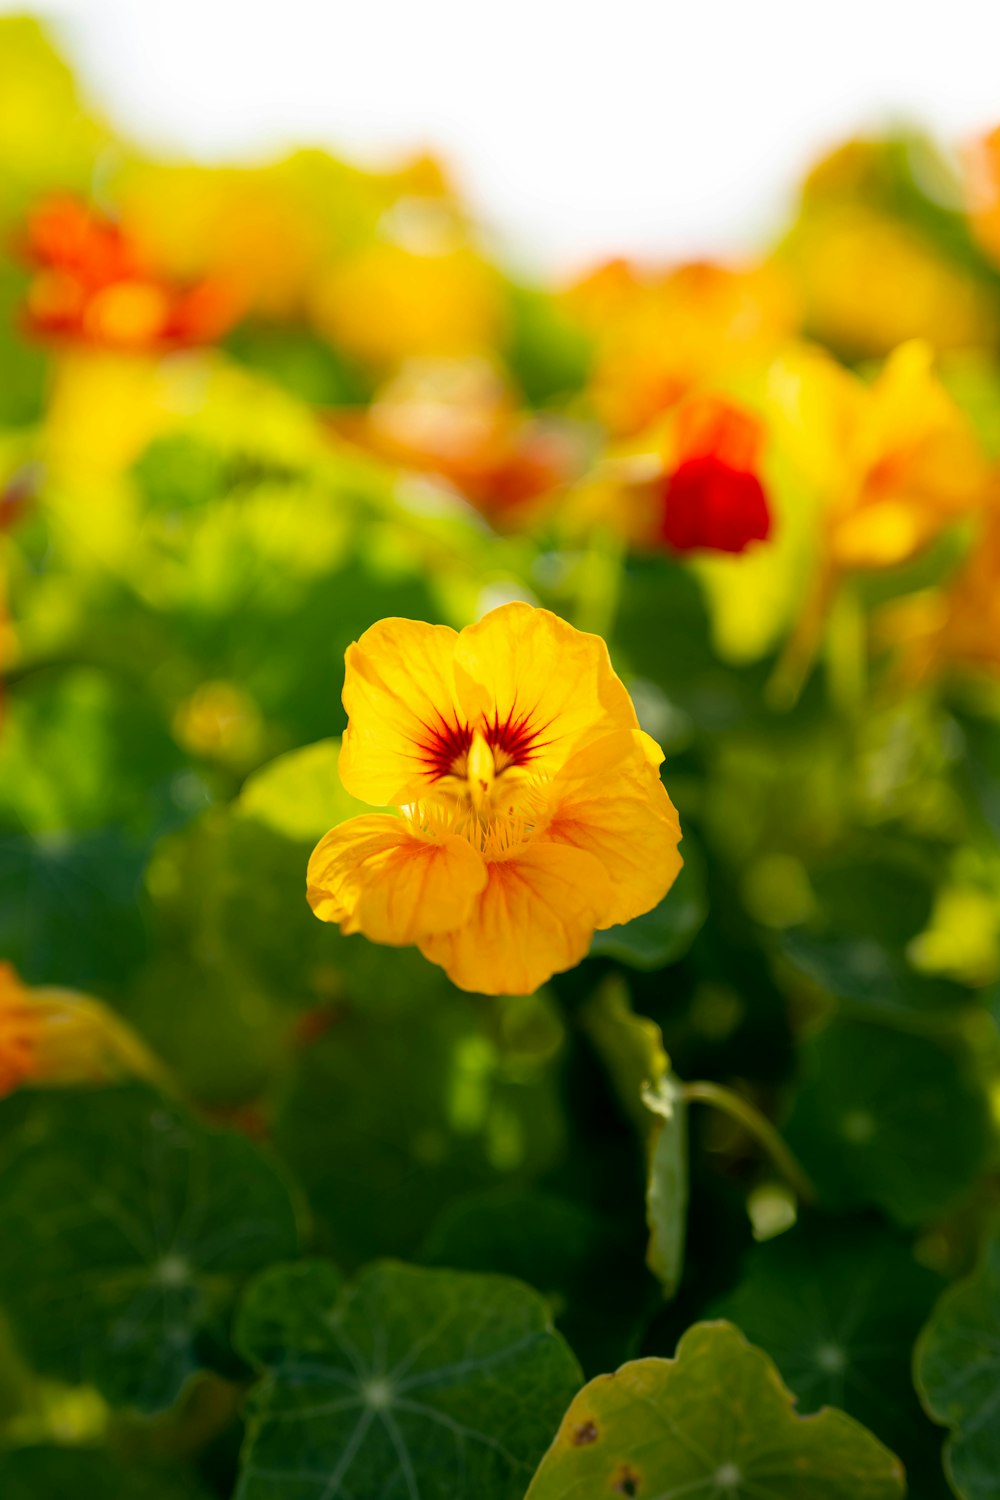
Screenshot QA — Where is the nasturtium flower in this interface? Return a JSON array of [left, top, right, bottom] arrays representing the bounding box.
[[0, 964, 38, 1096], [772, 338, 989, 571], [0, 962, 171, 1097], [879, 501, 1000, 683], [659, 395, 772, 554], [569, 259, 798, 438], [307, 603, 682, 994], [561, 393, 772, 559], [20, 194, 238, 351], [780, 139, 999, 358], [330, 357, 582, 526]]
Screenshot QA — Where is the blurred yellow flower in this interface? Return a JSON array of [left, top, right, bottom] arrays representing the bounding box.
[[311, 241, 503, 367], [307, 603, 682, 994], [781, 138, 998, 357], [772, 338, 989, 571]]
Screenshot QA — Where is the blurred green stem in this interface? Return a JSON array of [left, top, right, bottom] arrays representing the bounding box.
[[682, 1079, 816, 1204], [574, 525, 627, 640], [824, 579, 866, 715]]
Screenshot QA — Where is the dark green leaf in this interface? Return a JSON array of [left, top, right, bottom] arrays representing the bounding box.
[[785, 1020, 994, 1225], [235, 1259, 582, 1500], [712, 1216, 946, 1495], [916, 1226, 1000, 1500], [0, 1086, 301, 1412]]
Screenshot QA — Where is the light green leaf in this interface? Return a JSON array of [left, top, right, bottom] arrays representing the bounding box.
[[580, 977, 668, 1133], [526, 1321, 905, 1500], [580, 980, 689, 1298], [916, 1227, 1000, 1500], [237, 738, 374, 844], [0, 1086, 301, 1413], [235, 1259, 583, 1500], [643, 1076, 689, 1299]]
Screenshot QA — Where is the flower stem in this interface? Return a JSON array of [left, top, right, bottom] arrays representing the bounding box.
[[574, 524, 627, 641], [681, 1079, 816, 1204]]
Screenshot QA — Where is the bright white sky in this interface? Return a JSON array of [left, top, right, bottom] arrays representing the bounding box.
[[11, 0, 1000, 274]]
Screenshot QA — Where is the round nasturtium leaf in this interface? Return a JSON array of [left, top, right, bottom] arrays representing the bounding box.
[[784, 1019, 993, 1225], [916, 1227, 1000, 1500], [525, 1321, 905, 1500], [0, 1085, 301, 1413], [710, 1217, 946, 1495], [234, 1259, 583, 1500]]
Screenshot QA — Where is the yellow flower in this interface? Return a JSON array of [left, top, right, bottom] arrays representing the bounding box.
[[772, 339, 989, 571], [307, 603, 682, 994]]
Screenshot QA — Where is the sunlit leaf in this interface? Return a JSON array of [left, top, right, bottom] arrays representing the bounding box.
[[526, 1321, 904, 1500], [712, 1216, 946, 1496]]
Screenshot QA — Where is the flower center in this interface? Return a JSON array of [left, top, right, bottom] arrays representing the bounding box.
[[409, 711, 550, 857]]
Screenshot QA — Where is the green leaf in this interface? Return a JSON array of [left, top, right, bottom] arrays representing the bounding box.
[[579, 980, 689, 1298], [421, 1188, 652, 1378], [235, 1259, 583, 1500], [785, 1019, 993, 1225], [589, 840, 707, 970], [525, 1321, 905, 1500], [643, 1076, 689, 1299], [0, 827, 149, 991], [0, 1086, 300, 1413], [579, 977, 669, 1132], [0, 1446, 210, 1500], [237, 737, 373, 844], [275, 991, 566, 1265], [916, 1226, 1000, 1500], [711, 1217, 946, 1495]]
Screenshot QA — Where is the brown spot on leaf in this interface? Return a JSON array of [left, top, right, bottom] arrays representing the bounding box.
[[571, 1419, 599, 1446], [612, 1465, 641, 1496]]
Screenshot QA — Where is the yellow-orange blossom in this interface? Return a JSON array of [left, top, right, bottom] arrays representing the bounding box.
[[307, 603, 683, 994]]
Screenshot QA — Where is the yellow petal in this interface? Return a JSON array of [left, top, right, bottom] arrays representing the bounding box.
[[307, 814, 487, 945], [453, 602, 640, 777], [547, 729, 683, 928], [419, 841, 612, 995], [338, 618, 464, 807]]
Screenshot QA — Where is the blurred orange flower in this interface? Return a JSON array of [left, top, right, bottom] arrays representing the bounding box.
[[0, 963, 37, 1096], [567, 259, 798, 437], [330, 358, 583, 524], [0, 961, 171, 1097], [20, 194, 240, 351], [307, 604, 682, 994], [880, 497, 1000, 683], [564, 392, 772, 557]]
